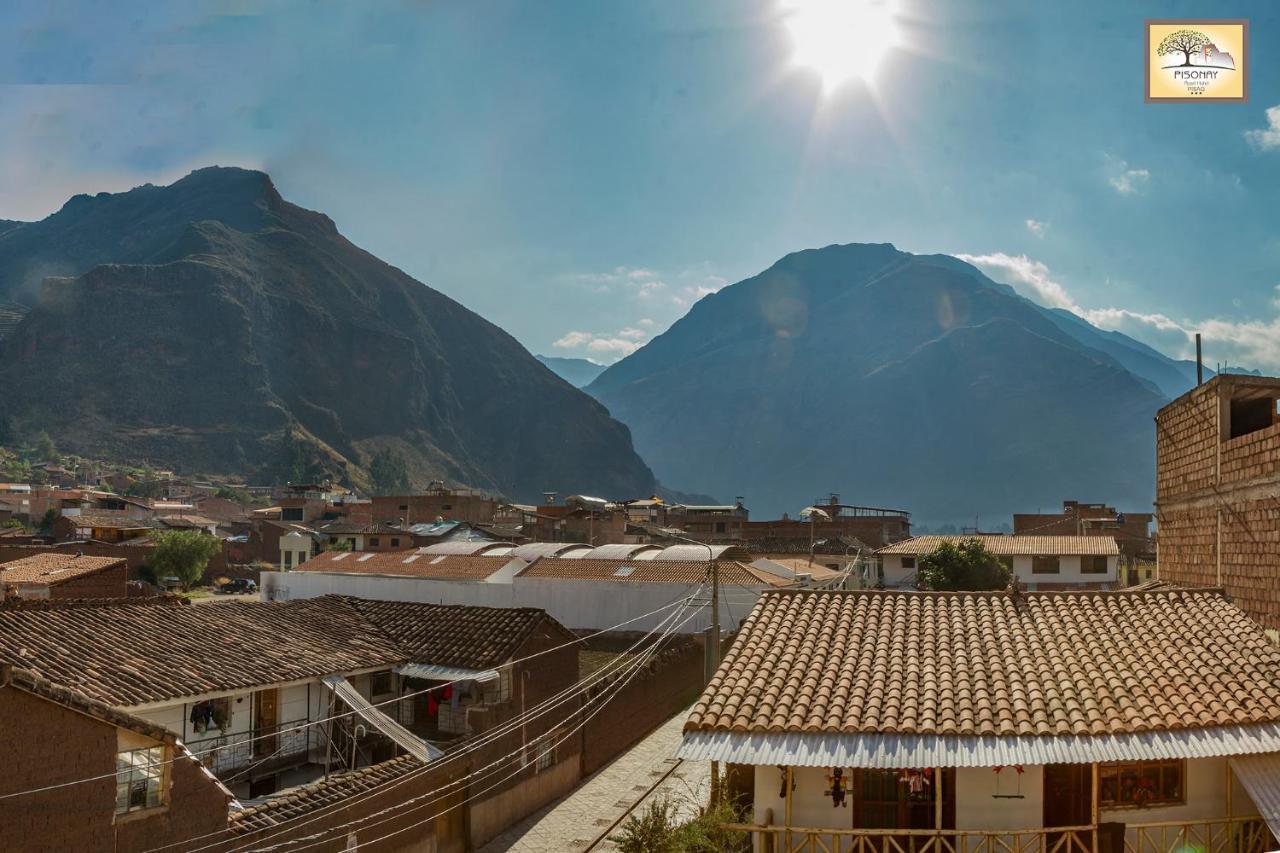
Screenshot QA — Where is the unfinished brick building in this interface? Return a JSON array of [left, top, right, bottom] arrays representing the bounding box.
[[1155, 374, 1280, 635]]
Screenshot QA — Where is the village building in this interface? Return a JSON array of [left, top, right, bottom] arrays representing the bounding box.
[[53, 509, 155, 543], [0, 553, 128, 599], [0, 664, 233, 853], [666, 501, 750, 541], [876, 534, 1119, 590], [0, 594, 579, 805], [271, 541, 843, 634], [743, 497, 912, 551], [680, 586, 1280, 853], [370, 485, 499, 527], [1155, 373, 1280, 636]]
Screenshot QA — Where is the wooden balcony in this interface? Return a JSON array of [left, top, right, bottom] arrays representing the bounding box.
[[725, 816, 1274, 853]]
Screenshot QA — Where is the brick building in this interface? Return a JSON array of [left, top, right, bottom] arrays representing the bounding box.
[[1155, 374, 1280, 635], [371, 487, 498, 526], [0, 664, 231, 853], [0, 553, 128, 599], [742, 499, 911, 550], [1013, 499, 1153, 561]]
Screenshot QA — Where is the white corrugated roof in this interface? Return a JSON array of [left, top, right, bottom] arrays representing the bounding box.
[[1232, 753, 1280, 838], [419, 541, 507, 556], [876, 535, 1119, 557], [678, 725, 1280, 769]]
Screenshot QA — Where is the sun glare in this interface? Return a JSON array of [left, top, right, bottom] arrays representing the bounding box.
[[782, 0, 900, 91]]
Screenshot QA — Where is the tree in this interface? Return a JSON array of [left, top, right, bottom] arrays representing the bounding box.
[[611, 794, 746, 853], [1158, 29, 1210, 67], [147, 529, 222, 590], [215, 485, 253, 505], [368, 449, 410, 495], [33, 430, 58, 463], [917, 538, 1011, 592]]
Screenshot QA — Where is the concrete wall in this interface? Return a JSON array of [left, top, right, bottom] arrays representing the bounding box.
[[261, 570, 761, 634], [880, 554, 1116, 589]]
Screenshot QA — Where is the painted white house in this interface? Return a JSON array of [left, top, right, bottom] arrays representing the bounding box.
[[875, 534, 1119, 590], [679, 586, 1280, 853]]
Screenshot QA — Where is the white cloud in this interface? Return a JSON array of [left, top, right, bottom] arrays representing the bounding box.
[[1109, 168, 1150, 195], [618, 327, 647, 341], [1244, 105, 1280, 150], [1025, 219, 1048, 238], [954, 252, 1076, 310], [959, 250, 1280, 372], [552, 325, 651, 361]]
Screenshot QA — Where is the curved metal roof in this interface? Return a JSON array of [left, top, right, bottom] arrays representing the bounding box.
[[651, 544, 747, 561], [419, 541, 511, 556], [510, 542, 590, 560], [555, 545, 597, 560], [580, 544, 663, 560]]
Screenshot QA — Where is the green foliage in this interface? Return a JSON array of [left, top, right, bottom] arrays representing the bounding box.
[[368, 448, 410, 495], [917, 537, 1011, 591], [3, 518, 24, 530], [215, 485, 253, 504], [38, 508, 57, 533], [611, 795, 747, 853], [33, 430, 58, 463], [147, 529, 222, 590], [125, 479, 166, 499], [323, 537, 353, 552], [1157, 29, 1210, 64]]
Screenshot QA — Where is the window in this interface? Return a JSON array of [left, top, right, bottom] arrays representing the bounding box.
[[535, 740, 554, 771], [116, 745, 166, 814], [901, 557, 916, 569], [1082, 556, 1109, 574], [281, 507, 304, 521], [442, 504, 452, 511], [1031, 556, 1060, 574], [369, 537, 380, 547], [1228, 396, 1278, 440], [398, 504, 408, 511], [390, 537, 400, 547], [1099, 760, 1184, 808], [371, 671, 394, 697], [714, 522, 726, 533]]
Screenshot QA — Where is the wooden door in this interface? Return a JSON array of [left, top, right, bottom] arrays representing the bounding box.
[[1044, 764, 1093, 827], [434, 785, 466, 853], [254, 688, 279, 758]]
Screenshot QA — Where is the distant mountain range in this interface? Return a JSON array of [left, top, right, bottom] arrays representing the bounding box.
[[536, 355, 607, 388], [0, 167, 657, 501], [588, 243, 1187, 523]]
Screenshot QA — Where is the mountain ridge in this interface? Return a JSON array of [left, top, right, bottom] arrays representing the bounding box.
[[0, 167, 657, 501]]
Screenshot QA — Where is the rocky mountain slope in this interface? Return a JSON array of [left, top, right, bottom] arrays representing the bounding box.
[[588, 243, 1171, 522], [0, 167, 656, 500], [536, 355, 607, 388]]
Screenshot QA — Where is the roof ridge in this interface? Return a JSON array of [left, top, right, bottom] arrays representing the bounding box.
[[758, 585, 1228, 599]]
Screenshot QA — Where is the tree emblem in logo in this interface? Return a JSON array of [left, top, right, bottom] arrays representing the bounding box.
[[1157, 30, 1211, 67]]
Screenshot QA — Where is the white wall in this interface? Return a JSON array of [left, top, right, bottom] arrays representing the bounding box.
[[879, 554, 1117, 589], [260, 570, 761, 634], [954, 765, 1044, 829]]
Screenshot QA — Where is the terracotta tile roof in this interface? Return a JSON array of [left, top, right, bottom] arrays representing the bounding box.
[[295, 550, 513, 580], [0, 594, 570, 707], [341, 597, 570, 670], [686, 587, 1280, 738], [0, 596, 402, 707], [230, 755, 422, 832], [0, 553, 125, 586], [876, 534, 1119, 557], [63, 510, 155, 530], [517, 558, 788, 587]]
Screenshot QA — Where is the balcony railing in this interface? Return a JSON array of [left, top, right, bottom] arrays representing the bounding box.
[[725, 824, 1095, 853], [726, 817, 1274, 853], [193, 719, 311, 778]]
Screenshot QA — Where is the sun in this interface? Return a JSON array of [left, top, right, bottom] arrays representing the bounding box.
[[782, 0, 900, 91]]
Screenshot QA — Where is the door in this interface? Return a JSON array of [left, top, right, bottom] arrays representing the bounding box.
[[1043, 764, 1092, 827], [254, 688, 280, 758], [854, 769, 954, 851]]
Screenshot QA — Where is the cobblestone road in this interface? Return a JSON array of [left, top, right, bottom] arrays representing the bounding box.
[[477, 709, 709, 852]]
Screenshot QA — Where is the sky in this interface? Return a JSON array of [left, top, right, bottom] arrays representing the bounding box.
[[2, 0, 1279, 371]]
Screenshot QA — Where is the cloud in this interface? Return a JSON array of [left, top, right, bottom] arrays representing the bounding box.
[[1244, 105, 1280, 150], [1025, 219, 1048, 238], [959, 250, 1280, 372], [552, 326, 650, 360], [954, 252, 1075, 310], [1109, 168, 1150, 194]]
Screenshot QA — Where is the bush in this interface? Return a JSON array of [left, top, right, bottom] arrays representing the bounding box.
[[917, 537, 1011, 591], [146, 529, 223, 590], [611, 793, 747, 853]]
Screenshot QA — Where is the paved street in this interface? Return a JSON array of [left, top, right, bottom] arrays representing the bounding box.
[[477, 709, 710, 853]]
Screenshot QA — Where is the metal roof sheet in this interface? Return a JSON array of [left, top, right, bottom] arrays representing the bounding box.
[[1232, 753, 1280, 839], [678, 725, 1280, 768], [419, 541, 509, 556]]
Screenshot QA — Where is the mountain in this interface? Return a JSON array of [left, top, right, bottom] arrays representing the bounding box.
[[922, 255, 1203, 399], [0, 167, 657, 501], [587, 243, 1168, 522], [536, 355, 606, 388]]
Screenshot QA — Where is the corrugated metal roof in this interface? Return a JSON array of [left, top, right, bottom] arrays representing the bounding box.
[[581, 544, 663, 560], [876, 535, 1119, 556], [511, 543, 588, 559], [1232, 753, 1280, 838], [394, 662, 499, 684], [419, 541, 510, 556], [678, 725, 1280, 768], [321, 676, 443, 762], [652, 544, 747, 561]]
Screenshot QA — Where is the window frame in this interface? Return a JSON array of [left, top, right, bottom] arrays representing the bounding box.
[[1082, 555, 1109, 574], [1031, 555, 1060, 575], [115, 744, 168, 816], [1098, 759, 1185, 810], [901, 557, 916, 570]]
